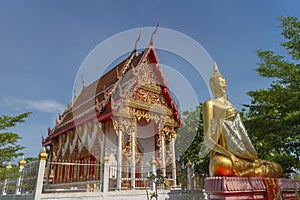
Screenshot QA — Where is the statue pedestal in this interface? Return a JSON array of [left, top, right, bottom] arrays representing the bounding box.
[[204, 177, 299, 200]]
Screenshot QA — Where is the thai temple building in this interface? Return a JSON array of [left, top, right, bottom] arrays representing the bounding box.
[[42, 34, 181, 190], [2, 32, 300, 200]]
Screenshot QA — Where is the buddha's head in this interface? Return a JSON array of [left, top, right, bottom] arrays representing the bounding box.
[[209, 62, 227, 98]]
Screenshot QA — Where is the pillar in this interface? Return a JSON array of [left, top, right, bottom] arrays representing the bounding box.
[[99, 122, 105, 185], [131, 130, 136, 189], [15, 156, 26, 194], [1, 179, 7, 195], [161, 132, 166, 177], [150, 157, 157, 191], [186, 160, 193, 191], [171, 132, 177, 187], [117, 129, 123, 190], [102, 155, 110, 193], [33, 148, 48, 200], [1, 163, 12, 195]]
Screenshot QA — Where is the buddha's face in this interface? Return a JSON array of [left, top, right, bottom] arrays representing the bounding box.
[[214, 77, 227, 97]]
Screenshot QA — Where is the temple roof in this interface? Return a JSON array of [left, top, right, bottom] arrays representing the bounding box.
[[43, 45, 180, 146]]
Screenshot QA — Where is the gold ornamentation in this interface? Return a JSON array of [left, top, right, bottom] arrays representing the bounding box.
[[203, 63, 282, 178], [170, 130, 177, 139], [123, 134, 143, 164], [112, 117, 132, 133], [39, 148, 48, 161], [134, 87, 162, 104], [19, 156, 26, 167], [135, 61, 159, 85]]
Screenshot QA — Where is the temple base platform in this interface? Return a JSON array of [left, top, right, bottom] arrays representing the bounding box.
[[204, 177, 299, 200]]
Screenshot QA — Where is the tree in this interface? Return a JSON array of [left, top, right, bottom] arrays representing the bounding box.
[[244, 16, 300, 176], [0, 164, 21, 182], [176, 103, 209, 177], [0, 112, 31, 167]]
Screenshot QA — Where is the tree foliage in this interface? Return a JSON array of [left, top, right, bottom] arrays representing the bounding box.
[[0, 164, 21, 181], [244, 16, 300, 175], [176, 103, 209, 177], [0, 112, 31, 167]]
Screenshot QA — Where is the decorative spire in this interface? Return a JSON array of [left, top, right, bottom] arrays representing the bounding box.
[[209, 61, 225, 97], [211, 61, 224, 79], [213, 61, 222, 77], [39, 147, 48, 161], [186, 159, 192, 168], [19, 156, 26, 168], [47, 127, 52, 135], [73, 86, 77, 99], [149, 19, 159, 46], [134, 30, 141, 51], [6, 163, 12, 170]]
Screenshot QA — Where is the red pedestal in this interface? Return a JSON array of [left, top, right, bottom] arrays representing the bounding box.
[[204, 177, 299, 200]]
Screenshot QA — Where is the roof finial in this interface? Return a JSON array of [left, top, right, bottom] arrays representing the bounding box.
[[73, 86, 77, 99], [134, 30, 141, 51], [81, 74, 85, 88], [149, 19, 159, 46]]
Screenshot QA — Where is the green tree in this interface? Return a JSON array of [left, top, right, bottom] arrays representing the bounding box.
[[176, 103, 209, 177], [24, 157, 39, 163], [0, 112, 31, 167], [0, 164, 21, 181], [244, 16, 300, 176]]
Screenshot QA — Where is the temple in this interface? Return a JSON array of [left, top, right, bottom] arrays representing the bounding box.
[[42, 37, 181, 190]]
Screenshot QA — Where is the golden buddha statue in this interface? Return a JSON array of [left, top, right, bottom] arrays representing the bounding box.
[[201, 62, 282, 178]]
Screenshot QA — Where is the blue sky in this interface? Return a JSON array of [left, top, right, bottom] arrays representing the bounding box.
[[0, 1, 299, 159]]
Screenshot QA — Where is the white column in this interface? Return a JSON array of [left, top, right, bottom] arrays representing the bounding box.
[[100, 125, 105, 163], [102, 155, 110, 193], [171, 133, 177, 187], [2, 179, 7, 195], [99, 123, 105, 188], [33, 149, 48, 200], [186, 160, 192, 191], [161, 133, 166, 177], [3, 163, 12, 195], [117, 129, 123, 190], [16, 156, 27, 194], [131, 131, 136, 189], [150, 157, 157, 191]]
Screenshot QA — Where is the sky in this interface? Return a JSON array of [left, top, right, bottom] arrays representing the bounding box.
[[0, 1, 300, 159]]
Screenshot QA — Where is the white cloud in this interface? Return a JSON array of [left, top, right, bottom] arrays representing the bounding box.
[[4, 97, 65, 114]]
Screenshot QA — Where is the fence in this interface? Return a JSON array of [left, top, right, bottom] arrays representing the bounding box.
[[1, 152, 194, 199], [44, 161, 104, 192], [107, 164, 178, 191], [108, 164, 152, 190], [0, 160, 39, 196]]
